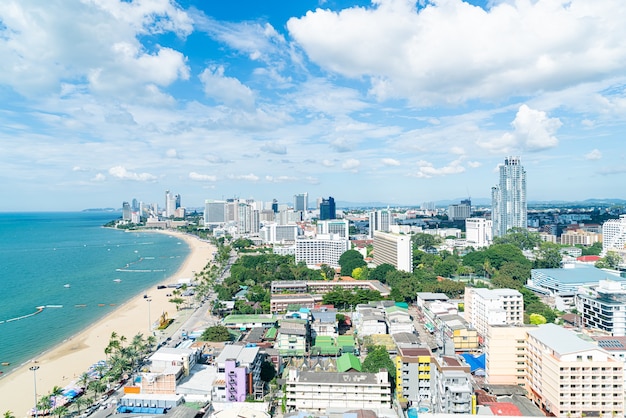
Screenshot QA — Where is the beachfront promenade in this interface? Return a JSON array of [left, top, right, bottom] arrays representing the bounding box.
[[0, 230, 218, 416]]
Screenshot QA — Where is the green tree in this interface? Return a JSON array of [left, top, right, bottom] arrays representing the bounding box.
[[412, 233, 439, 249], [493, 227, 541, 250], [434, 258, 458, 278], [4, 411, 16, 418], [320, 264, 336, 280], [529, 313, 547, 325], [352, 267, 368, 280], [581, 242, 602, 256], [362, 345, 395, 380], [260, 361, 277, 382], [338, 250, 366, 276], [369, 263, 395, 283], [534, 242, 562, 269], [201, 325, 231, 342], [596, 251, 622, 269]]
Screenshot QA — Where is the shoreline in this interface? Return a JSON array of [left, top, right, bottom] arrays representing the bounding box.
[[0, 229, 214, 416]]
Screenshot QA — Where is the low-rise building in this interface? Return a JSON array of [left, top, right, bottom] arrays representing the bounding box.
[[285, 368, 392, 412], [576, 279, 626, 336], [395, 346, 433, 405]]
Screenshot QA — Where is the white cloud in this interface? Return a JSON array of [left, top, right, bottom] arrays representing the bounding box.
[[166, 149, 179, 158], [265, 175, 297, 182], [479, 105, 561, 153], [342, 158, 360, 171], [585, 149, 603, 160], [467, 161, 482, 168], [0, 1, 191, 98], [92, 173, 106, 181], [108, 166, 156, 181], [229, 173, 259, 182], [321, 159, 335, 167], [381, 158, 400, 166], [199, 65, 255, 108], [287, 0, 626, 105], [260, 141, 287, 155], [450, 146, 465, 155], [413, 159, 466, 178], [189, 172, 217, 182]]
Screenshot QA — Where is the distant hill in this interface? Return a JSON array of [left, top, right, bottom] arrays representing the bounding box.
[[336, 198, 626, 210]]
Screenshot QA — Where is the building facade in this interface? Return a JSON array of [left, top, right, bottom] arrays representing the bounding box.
[[319, 197, 336, 220], [576, 280, 626, 336], [294, 234, 349, 268], [491, 156, 527, 237], [603, 215, 626, 260], [464, 288, 524, 338], [465, 218, 492, 248], [373, 230, 413, 273]]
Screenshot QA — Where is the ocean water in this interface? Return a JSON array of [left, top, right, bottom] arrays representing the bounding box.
[[0, 212, 190, 374]]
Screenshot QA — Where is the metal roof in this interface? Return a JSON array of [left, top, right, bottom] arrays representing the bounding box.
[[527, 323, 599, 355]]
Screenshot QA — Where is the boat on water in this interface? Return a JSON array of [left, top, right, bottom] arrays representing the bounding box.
[[1, 362, 10, 366], [113, 279, 122, 283], [64, 283, 70, 288]]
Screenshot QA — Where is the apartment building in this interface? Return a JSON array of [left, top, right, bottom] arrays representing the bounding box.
[[395, 346, 433, 405], [285, 368, 392, 412], [464, 287, 524, 338], [484, 324, 532, 386], [465, 218, 492, 248], [269, 294, 320, 314], [576, 279, 626, 336], [560, 229, 602, 246], [373, 230, 413, 273], [526, 323, 624, 418], [430, 355, 473, 414]]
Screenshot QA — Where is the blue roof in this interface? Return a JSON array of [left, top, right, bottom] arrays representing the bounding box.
[[461, 353, 485, 373], [532, 265, 622, 285]]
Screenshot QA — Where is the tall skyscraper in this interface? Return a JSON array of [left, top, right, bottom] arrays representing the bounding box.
[[319, 197, 336, 220], [491, 156, 527, 237], [294, 193, 308, 212]]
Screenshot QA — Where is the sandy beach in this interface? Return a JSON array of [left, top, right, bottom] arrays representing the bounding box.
[[0, 230, 215, 416]]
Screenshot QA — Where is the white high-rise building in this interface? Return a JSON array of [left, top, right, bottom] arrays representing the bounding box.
[[368, 209, 392, 238], [204, 200, 226, 224], [373, 231, 413, 273], [491, 156, 527, 237], [165, 190, 178, 218], [602, 215, 626, 257], [294, 234, 350, 268], [465, 218, 492, 248], [464, 288, 524, 338], [317, 219, 349, 239]]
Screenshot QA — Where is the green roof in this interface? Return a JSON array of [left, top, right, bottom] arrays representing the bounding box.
[[314, 336, 334, 344], [336, 353, 362, 372], [264, 327, 278, 339], [337, 335, 355, 344], [385, 305, 408, 314], [223, 314, 276, 324]]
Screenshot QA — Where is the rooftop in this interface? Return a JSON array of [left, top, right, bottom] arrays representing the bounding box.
[[527, 323, 600, 355], [531, 265, 621, 284]]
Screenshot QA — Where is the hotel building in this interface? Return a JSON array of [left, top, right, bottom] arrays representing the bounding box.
[[464, 287, 524, 338], [373, 230, 413, 273], [294, 234, 350, 268], [465, 218, 492, 248]]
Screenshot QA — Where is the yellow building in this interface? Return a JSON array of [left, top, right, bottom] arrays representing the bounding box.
[[395, 347, 432, 405]]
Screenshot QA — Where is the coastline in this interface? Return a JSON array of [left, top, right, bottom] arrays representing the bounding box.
[[0, 229, 214, 416]]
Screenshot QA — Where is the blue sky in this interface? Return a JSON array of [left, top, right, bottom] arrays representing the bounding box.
[[1, 0, 625, 211]]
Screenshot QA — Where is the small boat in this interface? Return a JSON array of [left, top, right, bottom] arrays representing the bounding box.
[[113, 279, 122, 283], [64, 284, 70, 288], [1, 362, 10, 366]]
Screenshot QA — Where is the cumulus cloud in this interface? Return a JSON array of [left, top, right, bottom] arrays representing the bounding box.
[[166, 149, 179, 159], [189, 172, 217, 182], [382, 158, 401, 166], [413, 159, 466, 178], [467, 161, 482, 168], [265, 175, 297, 182], [199, 65, 255, 108], [585, 149, 602, 160], [92, 173, 106, 181], [108, 166, 156, 181], [321, 159, 335, 167], [260, 141, 287, 155], [0, 0, 192, 97], [479, 105, 562, 153], [342, 158, 361, 171], [229, 173, 259, 181], [287, 0, 626, 104]]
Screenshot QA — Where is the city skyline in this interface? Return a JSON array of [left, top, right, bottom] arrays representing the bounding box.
[[1, 1, 626, 211]]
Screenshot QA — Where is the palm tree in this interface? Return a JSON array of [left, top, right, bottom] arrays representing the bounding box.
[[88, 379, 107, 401], [4, 411, 16, 418], [146, 335, 157, 353], [54, 405, 68, 418], [72, 396, 90, 415], [77, 372, 91, 391], [37, 395, 51, 415]]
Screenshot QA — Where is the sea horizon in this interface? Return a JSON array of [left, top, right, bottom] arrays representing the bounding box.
[[0, 212, 190, 376]]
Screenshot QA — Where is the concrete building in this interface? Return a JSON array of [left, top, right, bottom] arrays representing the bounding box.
[[373, 230, 413, 273], [270, 294, 320, 313], [369, 209, 393, 238], [205, 200, 226, 224], [526, 323, 624, 418], [294, 193, 308, 212], [317, 219, 350, 240], [560, 229, 602, 247], [214, 344, 265, 402], [395, 346, 433, 405], [310, 308, 338, 340], [465, 218, 492, 248], [276, 319, 308, 357], [294, 234, 350, 268], [430, 355, 473, 414], [285, 368, 392, 412], [464, 288, 524, 338], [603, 215, 626, 261], [484, 324, 532, 386], [576, 279, 626, 336], [262, 223, 299, 243], [447, 200, 471, 221], [270, 280, 390, 297], [491, 156, 527, 237]]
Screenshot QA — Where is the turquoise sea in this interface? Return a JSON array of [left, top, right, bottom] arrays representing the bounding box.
[[0, 212, 190, 375]]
